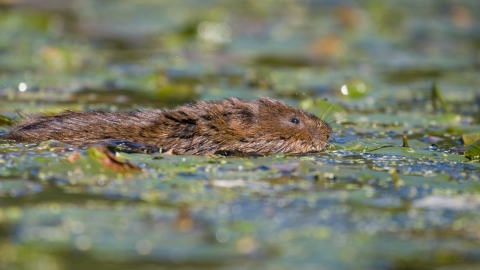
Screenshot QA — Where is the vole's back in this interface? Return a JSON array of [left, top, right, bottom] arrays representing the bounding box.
[[1, 110, 167, 146]]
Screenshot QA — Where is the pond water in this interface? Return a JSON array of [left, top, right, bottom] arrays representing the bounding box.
[[0, 1, 480, 269]]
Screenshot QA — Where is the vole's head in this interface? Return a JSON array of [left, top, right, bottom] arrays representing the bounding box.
[[200, 97, 331, 155], [251, 97, 332, 154]]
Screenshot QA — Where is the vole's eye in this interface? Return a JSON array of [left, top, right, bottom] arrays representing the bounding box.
[[290, 116, 300, 124], [326, 135, 330, 140]]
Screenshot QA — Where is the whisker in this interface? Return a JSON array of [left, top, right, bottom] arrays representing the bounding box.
[[320, 102, 335, 120]]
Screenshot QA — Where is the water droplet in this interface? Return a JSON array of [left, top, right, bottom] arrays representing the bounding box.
[[18, 82, 27, 92]]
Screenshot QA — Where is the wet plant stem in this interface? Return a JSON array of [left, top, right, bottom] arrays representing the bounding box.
[[432, 83, 451, 114], [402, 134, 409, 147]]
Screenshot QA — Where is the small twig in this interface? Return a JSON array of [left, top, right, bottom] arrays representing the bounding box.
[[402, 134, 409, 147], [389, 168, 400, 189]]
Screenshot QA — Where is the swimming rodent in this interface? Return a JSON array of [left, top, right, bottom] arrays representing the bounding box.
[[1, 97, 332, 155]]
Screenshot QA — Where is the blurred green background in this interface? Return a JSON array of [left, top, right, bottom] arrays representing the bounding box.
[[0, 0, 478, 114]]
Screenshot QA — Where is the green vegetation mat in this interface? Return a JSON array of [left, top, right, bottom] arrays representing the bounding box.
[[1, 1, 480, 269]]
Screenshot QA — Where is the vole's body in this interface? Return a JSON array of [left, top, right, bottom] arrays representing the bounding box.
[[1, 97, 331, 155]]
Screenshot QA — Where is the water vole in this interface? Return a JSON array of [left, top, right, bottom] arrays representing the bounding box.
[[1, 97, 332, 155]]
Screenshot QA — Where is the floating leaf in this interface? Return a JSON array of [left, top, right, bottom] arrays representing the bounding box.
[[0, 114, 13, 126], [330, 138, 433, 152], [462, 134, 480, 146], [330, 138, 393, 152], [38, 147, 142, 184], [370, 146, 468, 162], [86, 146, 140, 173], [465, 139, 480, 161], [446, 125, 480, 135]]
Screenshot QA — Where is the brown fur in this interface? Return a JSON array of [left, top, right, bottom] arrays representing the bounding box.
[[1, 97, 332, 155]]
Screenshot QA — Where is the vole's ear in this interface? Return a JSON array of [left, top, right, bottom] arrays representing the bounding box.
[[226, 96, 242, 103], [258, 97, 285, 111], [226, 97, 253, 107], [258, 97, 276, 104]]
